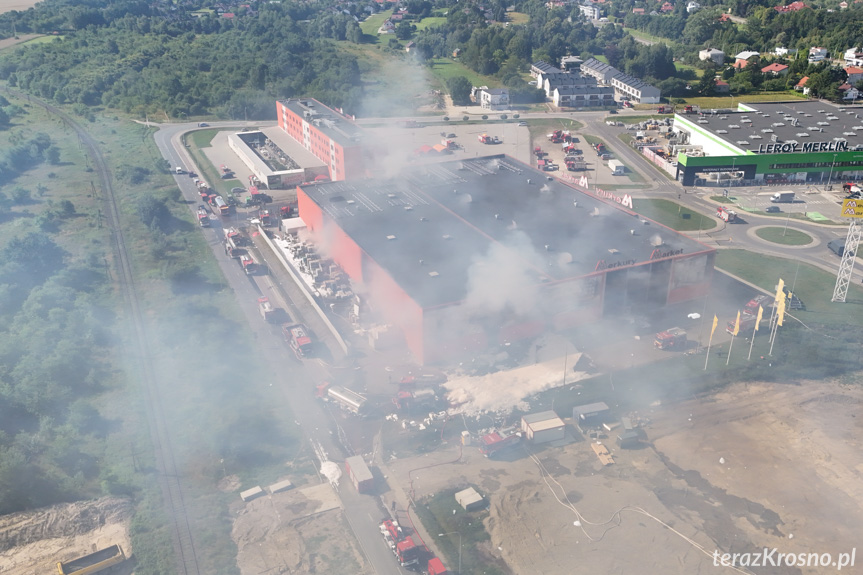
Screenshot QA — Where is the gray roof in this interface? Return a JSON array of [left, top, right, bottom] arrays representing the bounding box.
[[522, 410, 562, 425], [543, 73, 597, 87], [298, 156, 713, 309], [573, 402, 610, 417], [581, 58, 622, 80], [277, 98, 364, 148], [532, 60, 561, 74], [612, 72, 661, 97], [675, 101, 863, 155]]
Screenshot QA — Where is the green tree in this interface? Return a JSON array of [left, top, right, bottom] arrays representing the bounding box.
[[446, 76, 473, 106], [697, 66, 718, 96]]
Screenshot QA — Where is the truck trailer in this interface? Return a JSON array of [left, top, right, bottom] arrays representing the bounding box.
[[345, 455, 374, 493], [57, 544, 126, 575]]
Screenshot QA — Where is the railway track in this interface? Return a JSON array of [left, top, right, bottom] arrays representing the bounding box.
[[6, 90, 202, 575]]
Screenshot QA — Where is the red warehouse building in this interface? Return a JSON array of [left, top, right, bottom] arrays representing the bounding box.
[[276, 98, 369, 181], [296, 155, 715, 364]]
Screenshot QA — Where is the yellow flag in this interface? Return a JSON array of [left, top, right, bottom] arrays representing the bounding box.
[[775, 279, 785, 305], [754, 305, 763, 331], [711, 315, 718, 337], [777, 297, 786, 327], [731, 310, 741, 336]]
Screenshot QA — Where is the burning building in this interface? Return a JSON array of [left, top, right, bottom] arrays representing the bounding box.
[[296, 155, 715, 364]]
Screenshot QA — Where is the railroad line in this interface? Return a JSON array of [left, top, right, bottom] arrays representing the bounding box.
[[6, 90, 202, 575]]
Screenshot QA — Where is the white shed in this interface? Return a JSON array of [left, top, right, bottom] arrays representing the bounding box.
[[521, 411, 566, 443], [455, 487, 485, 511]]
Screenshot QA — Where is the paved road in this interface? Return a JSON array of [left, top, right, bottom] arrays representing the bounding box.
[[153, 124, 408, 575]]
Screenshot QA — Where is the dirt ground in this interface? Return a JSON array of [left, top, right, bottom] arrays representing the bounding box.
[[231, 481, 366, 575], [0, 497, 133, 575], [383, 377, 863, 575]]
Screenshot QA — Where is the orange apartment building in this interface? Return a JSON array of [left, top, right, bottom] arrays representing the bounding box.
[[276, 99, 369, 181]]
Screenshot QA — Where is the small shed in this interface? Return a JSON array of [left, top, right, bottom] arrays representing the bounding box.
[[521, 411, 566, 443], [573, 402, 611, 429], [617, 431, 642, 449], [455, 487, 485, 511]]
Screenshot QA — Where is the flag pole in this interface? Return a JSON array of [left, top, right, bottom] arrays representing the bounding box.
[[704, 330, 713, 370], [747, 325, 756, 360], [726, 334, 734, 365]]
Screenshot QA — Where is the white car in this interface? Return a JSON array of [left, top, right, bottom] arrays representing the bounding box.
[[518, 121, 527, 126]]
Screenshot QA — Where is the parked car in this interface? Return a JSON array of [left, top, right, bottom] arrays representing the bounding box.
[[518, 121, 528, 126], [765, 206, 781, 213]]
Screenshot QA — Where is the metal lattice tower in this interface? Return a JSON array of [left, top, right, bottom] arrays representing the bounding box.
[[832, 219, 863, 302]]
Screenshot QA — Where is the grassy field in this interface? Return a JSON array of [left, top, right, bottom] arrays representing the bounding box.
[[427, 58, 500, 90], [507, 11, 530, 24], [414, 16, 446, 31], [360, 10, 393, 39], [754, 227, 813, 245], [675, 61, 704, 78], [632, 198, 717, 231], [716, 249, 863, 326], [625, 27, 677, 46]]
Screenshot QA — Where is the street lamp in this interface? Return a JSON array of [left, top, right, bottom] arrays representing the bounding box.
[[438, 532, 462, 574], [826, 153, 838, 191]]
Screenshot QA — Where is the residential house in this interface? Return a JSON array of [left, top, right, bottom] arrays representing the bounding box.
[[699, 48, 726, 66], [660, 2, 674, 11], [686, 1, 700, 12], [611, 73, 661, 103], [808, 47, 828, 62], [531, 61, 561, 78], [718, 13, 732, 21], [840, 84, 860, 100], [840, 1, 849, 8], [795, 76, 810, 95], [845, 47, 863, 66], [774, 47, 798, 57], [560, 55, 583, 72], [552, 85, 615, 107], [478, 88, 510, 110], [578, 4, 603, 19], [761, 63, 790, 76], [540, 72, 597, 98], [632, 7, 645, 13], [404, 41, 416, 52], [774, 1, 808, 11], [378, 19, 395, 34], [845, 66, 863, 85], [714, 78, 730, 93], [581, 58, 620, 84]]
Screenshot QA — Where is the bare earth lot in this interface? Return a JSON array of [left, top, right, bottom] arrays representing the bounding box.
[[384, 378, 863, 574]]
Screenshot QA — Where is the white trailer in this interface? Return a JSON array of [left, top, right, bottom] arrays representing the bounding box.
[[608, 159, 625, 175]]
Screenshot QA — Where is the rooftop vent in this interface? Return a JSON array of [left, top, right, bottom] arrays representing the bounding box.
[[386, 235, 396, 241], [442, 234, 452, 240], [650, 234, 663, 247], [428, 271, 439, 277]]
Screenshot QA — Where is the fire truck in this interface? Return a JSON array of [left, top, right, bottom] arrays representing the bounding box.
[[716, 206, 737, 222], [479, 427, 522, 457], [392, 388, 438, 411], [654, 327, 687, 350], [257, 297, 276, 322], [727, 312, 757, 334], [478, 133, 498, 144], [379, 519, 420, 567], [283, 323, 314, 359], [259, 209, 272, 227], [239, 253, 257, 275]]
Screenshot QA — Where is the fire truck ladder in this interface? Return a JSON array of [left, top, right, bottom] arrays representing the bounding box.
[[832, 219, 862, 302]]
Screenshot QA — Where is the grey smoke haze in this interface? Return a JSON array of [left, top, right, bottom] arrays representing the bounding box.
[[464, 230, 542, 318]]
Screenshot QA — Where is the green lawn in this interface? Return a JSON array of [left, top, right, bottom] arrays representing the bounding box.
[[754, 227, 813, 246], [632, 199, 717, 231], [675, 61, 704, 78], [414, 16, 446, 31], [507, 11, 530, 24], [427, 58, 500, 90], [716, 249, 863, 326], [22, 35, 63, 44], [360, 9, 393, 39], [625, 28, 677, 47]]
